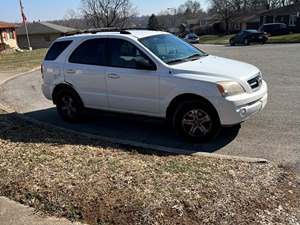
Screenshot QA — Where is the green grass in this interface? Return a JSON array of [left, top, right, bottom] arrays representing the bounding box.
[[268, 33, 300, 43], [0, 49, 47, 74], [199, 35, 234, 45], [199, 33, 300, 45]]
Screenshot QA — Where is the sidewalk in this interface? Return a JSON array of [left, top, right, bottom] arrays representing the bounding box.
[[0, 197, 84, 225], [0, 71, 85, 225]]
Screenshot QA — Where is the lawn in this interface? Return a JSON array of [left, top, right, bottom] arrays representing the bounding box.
[[0, 110, 299, 225], [268, 33, 300, 43], [0, 49, 47, 74], [199, 33, 300, 45], [199, 35, 234, 45]]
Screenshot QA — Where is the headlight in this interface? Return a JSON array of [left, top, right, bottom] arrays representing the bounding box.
[[217, 81, 245, 97]]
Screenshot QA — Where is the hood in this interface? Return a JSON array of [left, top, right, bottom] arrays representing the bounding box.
[[170, 55, 260, 81]]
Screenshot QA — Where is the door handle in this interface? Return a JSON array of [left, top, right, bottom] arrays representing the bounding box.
[[107, 73, 120, 79], [66, 69, 76, 74]]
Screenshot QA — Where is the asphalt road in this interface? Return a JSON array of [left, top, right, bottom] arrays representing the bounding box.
[[0, 44, 299, 172]]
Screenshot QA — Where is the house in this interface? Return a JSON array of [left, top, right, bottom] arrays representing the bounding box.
[[0, 21, 18, 51], [193, 3, 300, 35], [260, 3, 300, 32], [16, 22, 77, 49], [230, 11, 267, 32], [186, 16, 220, 34]]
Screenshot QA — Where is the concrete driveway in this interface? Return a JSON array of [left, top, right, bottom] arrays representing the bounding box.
[[0, 44, 299, 173]]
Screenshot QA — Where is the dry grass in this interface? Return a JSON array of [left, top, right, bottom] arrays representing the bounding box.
[[0, 49, 47, 73], [0, 110, 299, 225]]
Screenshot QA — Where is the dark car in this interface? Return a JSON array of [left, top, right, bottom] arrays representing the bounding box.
[[230, 30, 268, 46], [258, 23, 289, 36]]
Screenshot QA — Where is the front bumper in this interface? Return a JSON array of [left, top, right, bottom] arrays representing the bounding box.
[[211, 80, 268, 126]]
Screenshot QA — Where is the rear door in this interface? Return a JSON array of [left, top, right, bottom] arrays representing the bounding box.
[[105, 38, 160, 115], [64, 38, 108, 109]]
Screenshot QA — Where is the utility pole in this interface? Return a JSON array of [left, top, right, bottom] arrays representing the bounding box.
[[20, 0, 32, 50], [167, 8, 177, 31]]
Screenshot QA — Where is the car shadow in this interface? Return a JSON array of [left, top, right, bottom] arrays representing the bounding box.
[[0, 108, 241, 155]]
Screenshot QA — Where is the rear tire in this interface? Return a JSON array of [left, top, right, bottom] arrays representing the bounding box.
[[172, 101, 221, 142], [244, 39, 249, 45], [56, 90, 83, 122]]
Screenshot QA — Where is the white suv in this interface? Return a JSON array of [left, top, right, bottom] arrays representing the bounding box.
[[41, 30, 268, 142]]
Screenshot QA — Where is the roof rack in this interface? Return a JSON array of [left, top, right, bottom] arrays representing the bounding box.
[[66, 27, 150, 36]]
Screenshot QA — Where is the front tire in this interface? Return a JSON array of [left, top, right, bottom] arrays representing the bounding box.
[[56, 90, 83, 122], [172, 101, 221, 142]]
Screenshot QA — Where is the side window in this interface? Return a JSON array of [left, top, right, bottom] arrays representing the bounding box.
[[45, 40, 72, 61], [109, 39, 156, 70], [69, 38, 106, 66]]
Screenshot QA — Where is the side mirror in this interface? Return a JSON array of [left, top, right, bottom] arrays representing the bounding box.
[[135, 57, 156, 71]]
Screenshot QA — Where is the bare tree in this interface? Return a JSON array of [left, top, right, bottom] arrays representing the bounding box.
[[81, 0, 137, 28], [210, 0, 237, 34], [178, 0, 204, 18]]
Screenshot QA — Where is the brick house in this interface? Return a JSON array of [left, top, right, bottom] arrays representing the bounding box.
[[260, 3, 300, 32], [0, 21, 18, 51]]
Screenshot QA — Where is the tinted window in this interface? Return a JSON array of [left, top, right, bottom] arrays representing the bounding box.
[[109, 39, 155, 70], [69, 38, 106, 66], [45, 41, 72, 61]]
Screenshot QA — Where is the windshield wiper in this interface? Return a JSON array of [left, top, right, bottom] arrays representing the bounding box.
[[167, 58, 186, 64], [167, 54, 208, 65], [185, 53, 207, 61]]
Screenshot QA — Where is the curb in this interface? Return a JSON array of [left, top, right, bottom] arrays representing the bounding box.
[[0, 69, 269, 164], [14, 113, 269, 163]]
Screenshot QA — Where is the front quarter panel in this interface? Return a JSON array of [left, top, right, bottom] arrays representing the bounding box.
[[160, 73, 221, 117]]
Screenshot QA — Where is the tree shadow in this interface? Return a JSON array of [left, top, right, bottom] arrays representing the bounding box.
[[0, 108, 241, 156]]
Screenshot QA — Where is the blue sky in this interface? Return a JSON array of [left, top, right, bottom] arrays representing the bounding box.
[[1, 0, 209, 23]]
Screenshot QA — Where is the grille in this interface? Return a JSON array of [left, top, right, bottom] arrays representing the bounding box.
[[248, 75, 262, 90]]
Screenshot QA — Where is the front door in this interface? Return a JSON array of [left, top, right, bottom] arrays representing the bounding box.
[[106, 38, 159, 115]]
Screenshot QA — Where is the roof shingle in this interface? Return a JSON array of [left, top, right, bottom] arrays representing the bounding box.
[[0, 21, 16, 29], [16, 22, 76, 35]]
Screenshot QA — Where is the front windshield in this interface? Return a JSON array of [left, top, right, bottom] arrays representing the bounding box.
[[139, 34, 208, 64]]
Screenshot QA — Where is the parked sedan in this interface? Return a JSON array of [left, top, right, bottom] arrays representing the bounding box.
[[184, 33, 200, 44], [230, 30, 268, 46]]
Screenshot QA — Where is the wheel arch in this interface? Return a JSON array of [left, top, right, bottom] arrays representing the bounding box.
[[52, 83, 83, 106], [166, 93, 219, 122]]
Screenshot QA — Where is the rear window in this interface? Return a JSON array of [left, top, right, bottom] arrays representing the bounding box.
[[45, 40, 72, 61], [69, 38, 107, 66]]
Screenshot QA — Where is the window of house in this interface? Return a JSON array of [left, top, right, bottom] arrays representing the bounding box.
[[8, 31, 14, 39], [289, 15, 297, 26], [69, 38, 107, 66]]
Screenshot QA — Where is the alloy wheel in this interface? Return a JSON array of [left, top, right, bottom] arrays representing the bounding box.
[[60, 95, 77, 118], [181, 109, 212, 137]]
